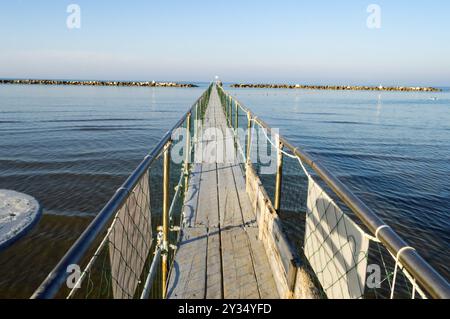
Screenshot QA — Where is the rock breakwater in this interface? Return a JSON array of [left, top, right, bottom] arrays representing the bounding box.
[[231, 83, 440, 92], [0, 79, 198, 88]]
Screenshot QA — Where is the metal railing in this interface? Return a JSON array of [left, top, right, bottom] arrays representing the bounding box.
[[216, 84, 450, 299], [31, 84, 213, 299]]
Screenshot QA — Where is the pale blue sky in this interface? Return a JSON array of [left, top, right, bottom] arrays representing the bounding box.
[[0, 0, 449, 85]]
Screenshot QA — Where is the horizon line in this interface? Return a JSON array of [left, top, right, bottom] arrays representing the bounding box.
[[1, 76, 449, 89]]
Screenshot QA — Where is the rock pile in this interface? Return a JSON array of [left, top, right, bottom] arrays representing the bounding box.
[[231, 83, 440, 92], [0, 79, 198, 88]]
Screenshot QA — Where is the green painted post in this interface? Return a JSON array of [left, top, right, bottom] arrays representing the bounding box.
[[230, 98, 233, 127], [235, 102, 238, 131]]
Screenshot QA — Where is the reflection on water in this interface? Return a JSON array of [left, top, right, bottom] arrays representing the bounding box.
[[0, 84, 448, 297]]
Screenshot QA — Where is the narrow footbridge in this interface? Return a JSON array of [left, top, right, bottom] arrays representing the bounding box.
[[32, 84, 450, 299], [167, 88, 278, 299]]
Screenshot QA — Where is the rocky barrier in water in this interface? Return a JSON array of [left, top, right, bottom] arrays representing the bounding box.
[[0, 79, 198, 88], [231, 83, 441, 92]]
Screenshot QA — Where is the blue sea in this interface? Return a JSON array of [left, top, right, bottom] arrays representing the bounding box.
[[0, 83, 448, 297]]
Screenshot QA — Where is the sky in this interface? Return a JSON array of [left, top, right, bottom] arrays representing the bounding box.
[[0, 0, 449, 86]]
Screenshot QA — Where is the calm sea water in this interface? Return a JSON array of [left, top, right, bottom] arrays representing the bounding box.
[[0, 84, 204, 297], [0, 83, 448, 297]]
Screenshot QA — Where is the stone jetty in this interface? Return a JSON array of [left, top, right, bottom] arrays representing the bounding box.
[[0, 79, 198, 88], [231, 83, 441, 92]]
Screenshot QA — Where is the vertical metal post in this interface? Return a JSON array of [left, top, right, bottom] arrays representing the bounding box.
[[199, 97, 203, 134], [200, 98, 204, 118], [194, 103, 198, 143], [235, 102, 239, 131], [230, 97, 233, 127], [230, 96, 233, 125], [246, 112, 252, 164], [225, 95, 227, 121], [202, 96, 205, 114], [225, 96, 228, 125], [274, 140, 284, 213], [162, 141, 171, 298], [184, 113, 191, 194], [227, 96, 231, 124]]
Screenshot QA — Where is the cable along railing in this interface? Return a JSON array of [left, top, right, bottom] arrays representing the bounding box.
[[31, 85, 213, 299], [216, 84, 449, 299]]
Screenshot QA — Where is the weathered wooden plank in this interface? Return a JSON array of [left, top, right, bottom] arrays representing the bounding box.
[[196, 163, 219, 228], [183, 164, 202, 228], [206, 227, 223, 299], [194, 136, 208, 164], [217, 163, 244, 228], [220, 129, 237, 165], [231, 163, 257, 227], [221, 228, 260, 299], [201, 122, 220, 164], [167, 227, 207, 299], [245, 228, 280, 299]]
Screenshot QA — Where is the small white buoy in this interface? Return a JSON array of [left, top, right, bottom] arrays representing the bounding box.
[[0, 190, 42, 249]]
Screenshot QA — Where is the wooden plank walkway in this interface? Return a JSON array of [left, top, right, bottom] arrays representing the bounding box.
[[167, 87, 279, 299]]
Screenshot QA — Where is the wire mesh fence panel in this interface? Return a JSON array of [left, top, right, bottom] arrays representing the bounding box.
[[303, 175, 370, 299], [278, 152, 309, 250], [68, 168, 155, 299], [364, 240, 428, 299], [108, 170, 153, 298]]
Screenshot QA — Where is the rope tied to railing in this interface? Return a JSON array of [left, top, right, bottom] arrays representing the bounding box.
[[390, 246, 416, 299], [251, 117, 311, 178], [375, 225, 391, 241]]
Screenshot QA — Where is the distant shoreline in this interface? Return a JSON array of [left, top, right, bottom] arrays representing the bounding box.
[[0, 79, 198, 88], [231, 83, 441, 92]]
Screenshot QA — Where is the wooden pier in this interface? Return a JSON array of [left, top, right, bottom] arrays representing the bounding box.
[[32, 84, 450, 300], [167, 88, 279, 299]]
